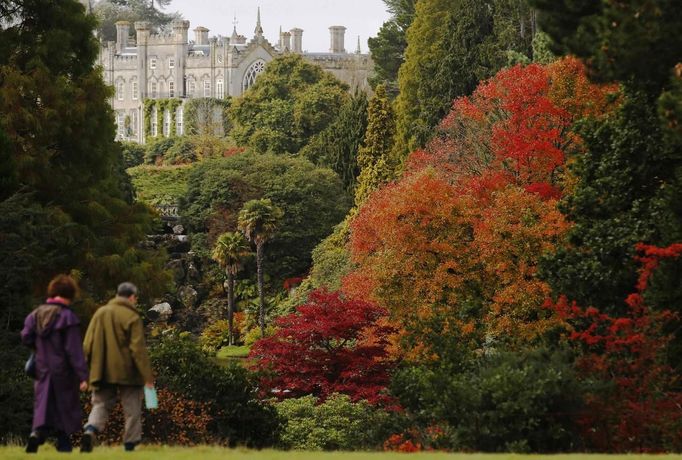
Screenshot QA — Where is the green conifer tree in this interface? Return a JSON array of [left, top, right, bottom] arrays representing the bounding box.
[[355, 85, 397, 206], [367, 0, 417, 95], [300, 90, 369, 192], [393, 0, 536, 156]]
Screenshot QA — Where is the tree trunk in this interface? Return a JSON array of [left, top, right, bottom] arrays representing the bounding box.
[[256, 242, 266, 337], [227, 269, 235, 346]]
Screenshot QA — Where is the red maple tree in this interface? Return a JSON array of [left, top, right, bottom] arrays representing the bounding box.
[[407, 57, 617, 200], [547, 243, 682, 452], [249, 290, 398, 405]]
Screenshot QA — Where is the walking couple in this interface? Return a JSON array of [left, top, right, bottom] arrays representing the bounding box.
[[20, 275, 155, 453]]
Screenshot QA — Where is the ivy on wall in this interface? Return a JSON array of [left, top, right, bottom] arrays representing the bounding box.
[[156, 99, 165, 138], [143, 98, 183, 140], [168, 99, 181, 136], [143, 99, 155, 139]]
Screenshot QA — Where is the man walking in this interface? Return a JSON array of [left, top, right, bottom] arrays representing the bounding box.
[[81, 282, 154, 452]]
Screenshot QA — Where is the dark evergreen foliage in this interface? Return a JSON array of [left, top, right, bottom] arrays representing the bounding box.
[[183, 153, 351, 283], [367, 0, 416, 95], [150, 332, 280, 447], [300, 90, 369, 192], [540, 93, 672, 314], [392, 347, 582, 452], [532, 0, 682, 95], [0, 0, 169, 317]]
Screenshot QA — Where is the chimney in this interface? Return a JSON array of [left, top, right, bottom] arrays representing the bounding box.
[[115, 21, 130, 54], [280, 30, 291, 51], [329, 26, 346, 53], [290, 28, 303, 53], [194, 26, 209, 45], [134, 21, 151, 45]]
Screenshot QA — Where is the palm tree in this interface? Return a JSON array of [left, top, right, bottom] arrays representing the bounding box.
[[211, 231, 251, 345], [237, 198, 284, 337]]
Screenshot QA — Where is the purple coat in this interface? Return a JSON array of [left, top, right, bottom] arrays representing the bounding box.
[[21, 302, 88, 434]]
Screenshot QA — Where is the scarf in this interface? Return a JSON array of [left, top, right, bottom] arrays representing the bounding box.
[[35, 303, 62, 335]]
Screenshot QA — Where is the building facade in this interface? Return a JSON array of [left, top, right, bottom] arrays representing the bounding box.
[[99, 10, 373, 143]]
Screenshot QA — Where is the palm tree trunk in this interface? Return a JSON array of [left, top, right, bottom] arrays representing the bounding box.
[[256, 242, 266, 337], [227, 269, 235, 346]]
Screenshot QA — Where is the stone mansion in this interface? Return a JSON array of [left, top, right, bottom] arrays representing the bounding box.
[[99, 9, 373, 143]]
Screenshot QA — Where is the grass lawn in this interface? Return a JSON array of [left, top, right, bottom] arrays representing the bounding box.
[[2, 446, 682, 460], [216, 345, 251, 359]]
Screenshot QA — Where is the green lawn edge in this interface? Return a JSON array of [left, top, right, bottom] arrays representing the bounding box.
[[2, 446, 682, 460]]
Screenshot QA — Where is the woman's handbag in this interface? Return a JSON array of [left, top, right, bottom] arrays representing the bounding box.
[[25, 352, 36, 379]]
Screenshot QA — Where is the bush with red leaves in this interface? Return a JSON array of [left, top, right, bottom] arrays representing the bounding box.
[[250, 290, 397, 405]]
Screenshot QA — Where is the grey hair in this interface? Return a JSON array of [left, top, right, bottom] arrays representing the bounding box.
[[117, 282, 138, 298]]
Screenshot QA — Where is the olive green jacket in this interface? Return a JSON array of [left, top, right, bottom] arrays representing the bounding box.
[[83, 297, 153, 386]]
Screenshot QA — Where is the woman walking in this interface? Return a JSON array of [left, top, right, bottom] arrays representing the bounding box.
[[21, 275, 89, 453]]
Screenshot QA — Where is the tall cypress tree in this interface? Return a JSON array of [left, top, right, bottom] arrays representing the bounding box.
[[355, 85, 396, 205]]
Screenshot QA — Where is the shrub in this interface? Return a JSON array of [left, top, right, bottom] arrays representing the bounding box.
[[80, 388, 213, 446], [144, 137, 177, 165], [275, 394, 393, 451], [120, 141, 146, 168], [242, 323, 275, 347], [546, 243, 682, 452], [199, 319, 231, 354], [250, 290, 398, 404], [391, 347, 583, 452], [164, 137, 197, 165], [0, 333, 34, 443], [150, 331, 280, 447]]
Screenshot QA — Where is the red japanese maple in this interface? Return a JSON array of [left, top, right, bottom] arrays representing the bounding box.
[[249, 290, 398, 405]]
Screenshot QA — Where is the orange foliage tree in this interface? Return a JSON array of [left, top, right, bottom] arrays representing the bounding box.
[[472, 186, 568, 342], [344, 169, 568, 353], [343, 58, 617, 357], [343, 171, 475, 333]]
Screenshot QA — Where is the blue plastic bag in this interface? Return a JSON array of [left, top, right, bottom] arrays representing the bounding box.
[[144, 386, 158, 410]]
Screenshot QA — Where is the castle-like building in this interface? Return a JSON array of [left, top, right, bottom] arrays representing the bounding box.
[[99, 9, 373, 143]]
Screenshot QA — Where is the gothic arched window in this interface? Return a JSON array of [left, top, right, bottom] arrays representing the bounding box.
[[242, 59, 266, 92]]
